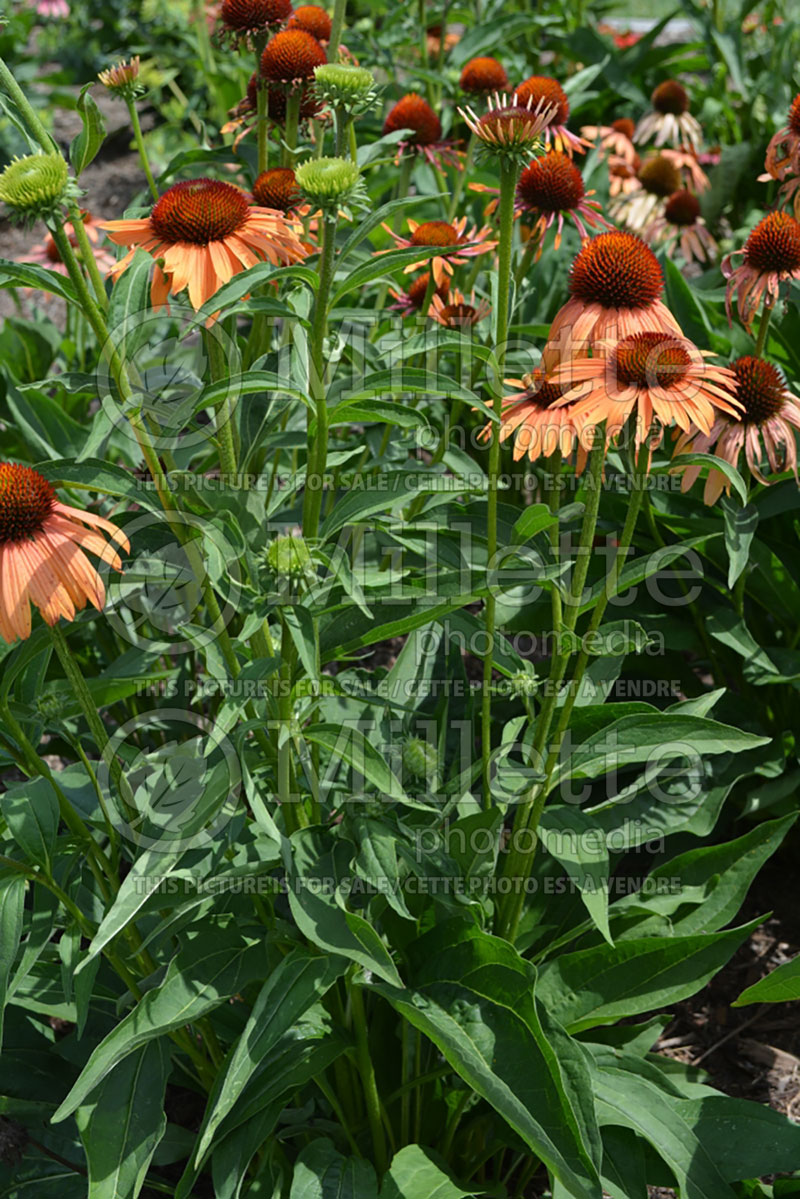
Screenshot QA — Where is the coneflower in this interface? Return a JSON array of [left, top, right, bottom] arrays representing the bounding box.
[[722, 210, 800, 329]]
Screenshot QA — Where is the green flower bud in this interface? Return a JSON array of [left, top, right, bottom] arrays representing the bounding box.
[[509, 668, 538, 698], [313, 63, 379, 114], [295, 155, 368, 216], [0, 153, 78, 227], [402, 737, 438, 780], [266, 534, 314, 581]]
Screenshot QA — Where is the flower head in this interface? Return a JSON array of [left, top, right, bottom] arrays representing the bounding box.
[[644, 189, 717, 264], [674, 356, 800, 502], [218, 0, 292, 44], [0, 463, 129, 643], [459, 92, 556, 165], [32, 0, 70, 18], [554, 331, 739, 450], [579, 118, 637, 164], [722, 210, 800, 329], [482, 371, 586, 462], [383, 94, 461, 170], [763, 93, 800, 183], [99, 176, 307, 312], [252, 166, 302, 212], [611, 152, 683, 230], [260, 28, 327, 86], [389, 271, 450, 314], [513, 75, 591, 155], [541, 231, 683, 371], [429, 287, 491, 327], [515, 151, 610, 253], [635, 80, 702, 151], [0, 152, 77, 228], [288, 4, 332, 40], [98, 56, 143, 99], [380, 215, 497, 287], [459, 57, 508, 95]]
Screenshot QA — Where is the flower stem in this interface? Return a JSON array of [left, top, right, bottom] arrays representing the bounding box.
[[495, 430, 607, 940], [282, 91, 301, 166], [203, 326, 239, 479], [0, 54, 59, 153], [257, 77, 269, 173], [302, 214, 337, 539], [754, 299, 773, 357], [328, 0, 347, 60], [351, 980, 388, 1173], [481, 157, 518, 807], [125, 97, 159, 202], [66, 202, 109, 312]]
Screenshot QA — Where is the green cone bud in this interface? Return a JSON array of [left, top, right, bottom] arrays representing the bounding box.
[[266, 534, 314, 581], [402, 737, 438, 779], [0, 153, 77, 227], [313, 63, 378, 114], [295, 156, 368, 215]]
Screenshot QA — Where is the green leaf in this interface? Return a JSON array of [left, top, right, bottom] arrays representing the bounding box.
[[734, 953, 800, 1005], [106, 248, 153, 354], [289, 1139, 379, 1199], [550, 713, 768, 793], [75, 1038, 169, 1199], [539, 806, 612, 945], [2, 777, 59, 870], [537, 918, 760, 1032], [676, 1095, 800, 1179], [511, 504, 558, 545], [381, 1146, 476, 1199], [592, 1061, 735, 1199], [81, 847, 190, 965], [331, 247, 453, 306], [328, 399, 430, 431], [193, 262, 318, 322], [669, 453, 747, 504], [69, 83, 107, 175], [372, 924, 602, 1199], [303, 723, 410, 805], [284, 829, 402, 986], [722, 499, 758, 588], [54, 928, 268, 1120], [0, 257, 77, 302], [192, 949, 347, 1163], [0, 875, 26, 1052], [337, 194, 430, 263]]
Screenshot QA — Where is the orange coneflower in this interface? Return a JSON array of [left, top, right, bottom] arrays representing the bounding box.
[[99, 177, 307, 312], [217, 0, 292, 44], [383, 94, 462, 170], [260, 28, 327, 86], [553, 331, 739, 451], [460, 92, 558, 158], [481, 371, 586, 462], [611, 152, 683, 230], [644, 189, 718, 264], [429, 287, 491, 328], [580, 118, 637, 165], [288, 4, 332, 41], [380, 217, 497, 286], [252, 166, 302, 212], [722, 210, 800, 330], [426, 24, 459, 56], [514, 76, 592, 156], [608, 152, 641, 197], [540, 231, 683, 371], [19, 212, 115, 280], [389, 271, 450, 314], [459, 57, 508, 95], [635, 80, 702, 151], [763, 93, 800, 183], [515, 151, 611, 254], [0, 463, 129, 644], [674, 356, 800, 503]]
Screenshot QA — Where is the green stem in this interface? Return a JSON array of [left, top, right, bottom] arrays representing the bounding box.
[[125, 97, 159, 202], [66, 202, 108, 312], [351, 981, 388, 1173], [481, 158, 518, 807], [204, 326, 239, 479], [282, 90, 301, 166], [496, 430, 607, 940], [446, 131, 476, 222], [257, 77, 269, 174], [417, 0, 433, 107], [334, 108, 351, 157], [328, 0, 347, 60], [302, 214, 337, 539], [754, 300, 773, 357]]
